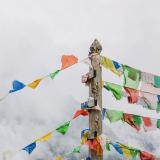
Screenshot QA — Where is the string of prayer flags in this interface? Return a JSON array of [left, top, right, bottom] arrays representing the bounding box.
[[28, 78, 43, 89], [36, 132, 53, 142], [103, 81, 160, 112], [0, 54, 80, 101], [9, 80, 26, 93], [49, 70, 61, 79], [101, 56, 160, 95], [56, 121, 71, 135], [102, 108, 160, 132], [61, 55, 78, 70], [73, 109, 89, 119], [12, 108, 89, 157], [100, 56, 122, 76], [23, 142, 36, 154], [105, 139, 158, 160]]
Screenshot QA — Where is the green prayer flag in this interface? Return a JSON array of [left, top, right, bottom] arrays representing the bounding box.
[[49, 70, 60, 79], [154, 76, 160, 88], [72, 146, 81, 153], [106, 110, 123, 123], [106, 143, 111, 151], [56, 121, 71, 135], [157, 119, 160, 128], [130, 149, 139, 158], [122, 65, 140, 89], [157, 103, 160, 113], [104, 82, 123, 100], [133, 115, 142, 126]]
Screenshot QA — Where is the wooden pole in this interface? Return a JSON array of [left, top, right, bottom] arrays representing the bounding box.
[[88, 39, 103, 160]]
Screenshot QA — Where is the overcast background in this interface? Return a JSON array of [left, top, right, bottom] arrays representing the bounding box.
[[0, 0, 160, 159]]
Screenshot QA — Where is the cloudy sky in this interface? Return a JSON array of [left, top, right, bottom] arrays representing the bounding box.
[[0, 0, 160, 159]]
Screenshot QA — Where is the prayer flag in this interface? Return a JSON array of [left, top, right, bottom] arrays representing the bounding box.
[[124, 87, 139, 103], [123, 114, 141, 131], [56, 121, 70, 135], [55, 156, 63, 160], [111, 143, 123, 155], [106, 109, 123, 123], [9, 80, 26, 93], [100, 56, 122, 76], [104, 82, 123, 100], [140, 151, 156, 160], [154, 76, 160, 88], [106, 143, 111, 151], [23, 142, 36, 154], [36, 132, 53, 142], [119, 144, 138, 159], [102, 108, 107, 120], [122, 65, 140, 89], [157, 119, 160, 128], [133, 115, 142, 127], [28, 78, 43, 89], [49, 70, 60, 79], [72, 146, 81, 153], [73, 109, 89, 119], [142, 117, 157, 132], [61, 55, 78, 70], [141, 71, 154, 85]]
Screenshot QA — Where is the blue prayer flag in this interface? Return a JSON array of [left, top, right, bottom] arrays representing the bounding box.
[[9, 80, 26, 93], [86, 157, 91, 160], [113, 60, 121, 69], [111, 143, 123, 155], [157, 95, 160, 103], [102, 108, 107, 120], [23, 142, 36, 154]]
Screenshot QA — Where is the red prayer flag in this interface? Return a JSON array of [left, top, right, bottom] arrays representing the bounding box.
[[142, 117, 152, 127], [73, 109, 89, 119], [61, 55, 78, 70], [140, 151, 155, 160], [124, 87, 139, 103], [86, 139, 103, 156], [123, 114, 141, 131]]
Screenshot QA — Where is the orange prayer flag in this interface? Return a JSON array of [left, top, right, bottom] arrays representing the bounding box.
[[140, 151, 155, 160], [61, 55, 78, 70], [28, 78, 43, 89], [73, 109, 89, 119], [142, 117, 152, 127]]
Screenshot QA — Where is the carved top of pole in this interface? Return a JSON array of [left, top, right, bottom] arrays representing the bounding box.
[[89, 39, 102, 55]]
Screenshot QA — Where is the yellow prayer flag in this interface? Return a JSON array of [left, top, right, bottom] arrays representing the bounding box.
[[55, 156, 62, 160], [36, 132, 53, 142], [28, 78, 43, 89], [100, 56, 121, 76], [121, 146, 132, 158]]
